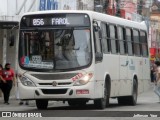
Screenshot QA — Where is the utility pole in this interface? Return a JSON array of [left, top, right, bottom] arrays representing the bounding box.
[[103, 0, 109, 14], [112, 0, 115, 15], [115, 0, 121, 17], [137, 0, 143, 15]]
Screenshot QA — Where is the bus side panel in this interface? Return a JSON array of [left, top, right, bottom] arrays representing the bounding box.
[[95, 54, 120, 97], [119, 56, 133, 96], [109, 55, 120, 97], [119, 55, 129, 96]]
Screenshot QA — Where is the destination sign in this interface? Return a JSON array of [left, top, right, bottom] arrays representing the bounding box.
[[32, 18, 70, 26], [20, 14, 90, 27]]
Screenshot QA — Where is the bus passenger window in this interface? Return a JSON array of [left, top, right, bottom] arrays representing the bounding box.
[[115, 26, 119, 53], [140, 31, 148, 57], [118, 26, 125, 55], [123, 28, 127, 54], [101, 23, 109, 53], [109, 25, 117, 54], [133, 30, 140, 56], [126, 28, 133, 56], [94, 29, 102, 53]]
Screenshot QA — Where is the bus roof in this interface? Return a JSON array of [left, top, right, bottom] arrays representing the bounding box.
[[22, 10, 147, 30]]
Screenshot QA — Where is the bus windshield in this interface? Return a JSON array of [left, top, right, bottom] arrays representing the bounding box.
[[19, 28, 92, 71]]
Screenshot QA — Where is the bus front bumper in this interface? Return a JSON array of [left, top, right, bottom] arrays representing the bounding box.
[[18, 81, 103, 100]]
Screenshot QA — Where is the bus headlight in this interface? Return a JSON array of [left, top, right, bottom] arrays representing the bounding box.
[[74, 72, 93, 86], [19, 76, 36, 87]]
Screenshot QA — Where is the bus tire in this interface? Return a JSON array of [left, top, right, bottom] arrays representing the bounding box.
[[36, 99, 48, 109], [118, 79, 138, 105], [128, 78, 138, 105], [94, 81, 109, 109]]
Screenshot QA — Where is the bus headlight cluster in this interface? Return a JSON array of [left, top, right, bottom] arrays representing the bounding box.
[[19, 76, 36, 87], [74, 72, 93, 86]]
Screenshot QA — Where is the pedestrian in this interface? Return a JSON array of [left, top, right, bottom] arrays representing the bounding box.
[[1, 63, 16, 104], [153, 61, 160, 102], [0, 64, 6, 89], [151, 63, 157, 82], [151, 64, 155, 82]]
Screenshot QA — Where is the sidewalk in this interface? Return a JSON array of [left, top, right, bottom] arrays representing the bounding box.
[[0, 95, 60, 111], [138, 83, 160, 103], [0, 96, 36, 111]]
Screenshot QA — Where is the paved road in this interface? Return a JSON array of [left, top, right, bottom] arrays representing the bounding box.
[[0, 83, 160, 118]]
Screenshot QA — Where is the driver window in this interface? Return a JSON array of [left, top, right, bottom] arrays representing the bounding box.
[[59, 30, 75, 61]]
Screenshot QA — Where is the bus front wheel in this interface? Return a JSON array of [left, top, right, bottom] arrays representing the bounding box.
[[94, 82, 109, 109], [36, 99, 48, 109]]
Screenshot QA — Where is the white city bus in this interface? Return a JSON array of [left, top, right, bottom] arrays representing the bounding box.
[[17, 10, 150, 109]]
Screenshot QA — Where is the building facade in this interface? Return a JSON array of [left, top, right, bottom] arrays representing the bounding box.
[[150, 0, 160, 62]]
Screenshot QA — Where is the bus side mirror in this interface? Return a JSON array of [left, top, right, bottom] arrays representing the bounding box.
[[93, 21, 102, 39], [93, 21, 100, 32], [95, 52, 103, 62], [94, 26, 99, 32]]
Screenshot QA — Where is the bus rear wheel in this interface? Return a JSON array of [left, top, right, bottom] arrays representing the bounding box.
[[118, 79, 138, 105], [128, 79, 138, 105], [36, 99, 48, 109]]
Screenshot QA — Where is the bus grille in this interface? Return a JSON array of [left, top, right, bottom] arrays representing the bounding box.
[[39, 82, 72, 86], [41, 89, 68, 94], [31, 73, 77, 80]]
